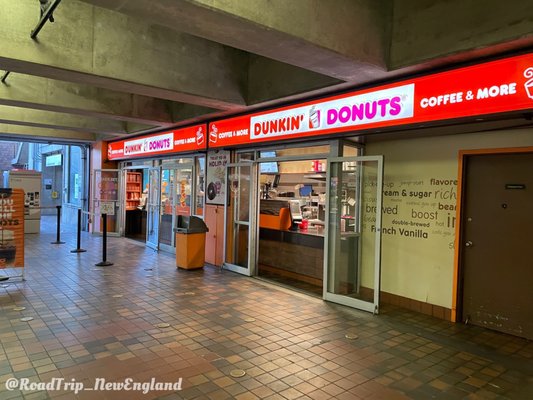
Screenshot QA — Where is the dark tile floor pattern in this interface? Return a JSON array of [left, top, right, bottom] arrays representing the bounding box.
[[0, 217, 532, 399]]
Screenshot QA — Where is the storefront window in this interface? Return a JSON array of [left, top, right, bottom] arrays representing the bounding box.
[[237, 151, 254, 162], [261, 144, 330, 158], [343, 144, 361, 157]]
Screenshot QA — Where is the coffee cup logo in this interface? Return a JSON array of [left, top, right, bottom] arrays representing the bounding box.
[[308, 106, 321, 129], [210, 124, 218, 144], [524, 67, 533, 100], [196, 127, 204, 146]]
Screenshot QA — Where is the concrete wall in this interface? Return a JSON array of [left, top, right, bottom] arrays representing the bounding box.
[[364, 128, 533, 310], [391, 0, 533, 69]]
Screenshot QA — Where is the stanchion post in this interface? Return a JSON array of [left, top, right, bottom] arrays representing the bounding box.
[[51, 205, 65, 244], [95, 213, 113, 266], [70, 208, 87, 253]]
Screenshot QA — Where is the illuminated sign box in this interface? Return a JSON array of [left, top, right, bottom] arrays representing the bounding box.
[[209, 53, 533, 147], [107, 124, 207, 161]]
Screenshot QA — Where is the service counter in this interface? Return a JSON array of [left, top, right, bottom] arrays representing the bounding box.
[[258, 227, 324, 284], [125, 208, 147, 237], [258, 225, 360, 290]]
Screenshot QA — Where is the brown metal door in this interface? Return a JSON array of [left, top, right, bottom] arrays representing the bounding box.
[[461, 152, 533, 339]]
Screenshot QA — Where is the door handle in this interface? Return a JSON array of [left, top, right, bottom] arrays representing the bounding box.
[[465, 241, 473, 247]]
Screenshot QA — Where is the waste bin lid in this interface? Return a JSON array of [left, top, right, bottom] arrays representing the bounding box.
[[173, 215, 209, 233]]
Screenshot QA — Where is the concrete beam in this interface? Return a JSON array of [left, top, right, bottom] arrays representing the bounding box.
[[390, 0, 533, 69], [0, 105, 154, 136], [0, 123, 96, 142], [80, 0, 391, 82], [0, 0, 247, 110], [0, 73, 219, 127], [247, 55, 342, 105]]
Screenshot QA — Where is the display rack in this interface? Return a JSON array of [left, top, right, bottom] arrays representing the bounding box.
[[126, 172, 142, 210]]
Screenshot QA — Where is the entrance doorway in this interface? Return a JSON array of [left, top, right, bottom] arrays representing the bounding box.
[[460, 151, 533, 339], [146, 167, 160, 249], [123, 168, 148, 242], [159, 163, 194, 253], [222, 146, 384, 314], [256, 157, 327, 296], [324, 156, 383, 313], [223, 162, 257, 276]]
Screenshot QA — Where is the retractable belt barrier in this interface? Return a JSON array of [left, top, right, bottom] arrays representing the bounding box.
[[94, 213, 113, 267], [50, 205, 65, 245], [70, 209, 87, 253], [33, 207, 113, 266]]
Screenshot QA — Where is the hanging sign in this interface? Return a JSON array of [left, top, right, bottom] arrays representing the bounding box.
[[209, 52, 533, 147], [108, 124, 207, 160], [0, 189, 24, 270]]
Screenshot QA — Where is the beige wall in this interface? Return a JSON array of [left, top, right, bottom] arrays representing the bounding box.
[[365, 128, 533, 309]]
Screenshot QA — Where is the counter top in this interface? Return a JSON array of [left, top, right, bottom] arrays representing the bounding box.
[[290, 227, 325, 237], [259, 227, 324, 249]]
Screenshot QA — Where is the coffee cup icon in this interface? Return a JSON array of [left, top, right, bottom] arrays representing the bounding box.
[[196, 127, 205, 146], [524, 67, 533, 100], [210, 125, 218, 144], [309, 106, 321, 129]]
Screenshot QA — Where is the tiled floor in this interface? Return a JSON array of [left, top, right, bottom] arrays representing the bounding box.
[[0, 217, 532, 399]]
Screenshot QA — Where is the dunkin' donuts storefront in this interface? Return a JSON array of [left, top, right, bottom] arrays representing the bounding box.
[[203, 52, 533, 339], [95, 125, 207, 253]]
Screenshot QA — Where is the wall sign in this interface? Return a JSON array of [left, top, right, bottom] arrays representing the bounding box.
[[99, 201, 116, 216], [205, 150, 229, 205], [108, 124, 207, 160], [45, 153, 62, 167], [209, 53, 533, 147]]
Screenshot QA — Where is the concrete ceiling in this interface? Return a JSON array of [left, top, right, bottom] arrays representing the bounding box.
[[0, 0, 532, 143]]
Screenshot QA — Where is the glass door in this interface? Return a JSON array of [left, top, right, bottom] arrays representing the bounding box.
[[324, 156, 383, 313], [223, 162, 257, 276], [91, 169, 122, 236], [159, 164, 193, 253], [146, 167, 160, 250]]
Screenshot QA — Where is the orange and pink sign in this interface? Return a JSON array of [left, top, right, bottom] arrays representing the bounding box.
[[107, 124, 207, 160], [0, 189, 24, 270], [208, 52, 533, 147]]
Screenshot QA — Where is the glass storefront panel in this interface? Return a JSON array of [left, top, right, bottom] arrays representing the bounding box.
[[92, 169, 121, 235], [146, 168, 160, 249], [159, 163, 193, 250], [224, 163, 256, 275], [160, 168, 175, 246], [325, 156, 383, 313], [195, 156, 205, 217], [67, 146, 82, 207]]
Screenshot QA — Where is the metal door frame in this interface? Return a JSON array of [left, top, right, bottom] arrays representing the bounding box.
[[146, 167, 161, 250], [120, 165, 150, 238], [159, 162, 195, 253], [323, 155, 384, 314], [222, 162, 258, 276], [91, 168, 122, 236]]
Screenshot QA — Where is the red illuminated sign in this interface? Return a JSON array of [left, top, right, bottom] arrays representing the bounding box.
[[108, 124, 207, 160], [209, 53, 533, 147]]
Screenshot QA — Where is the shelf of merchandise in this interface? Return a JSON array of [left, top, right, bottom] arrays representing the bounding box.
[[126, 172, 142, 210]]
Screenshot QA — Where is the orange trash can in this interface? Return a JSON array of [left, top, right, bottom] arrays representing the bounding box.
[[174, 216, 208, 270]]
